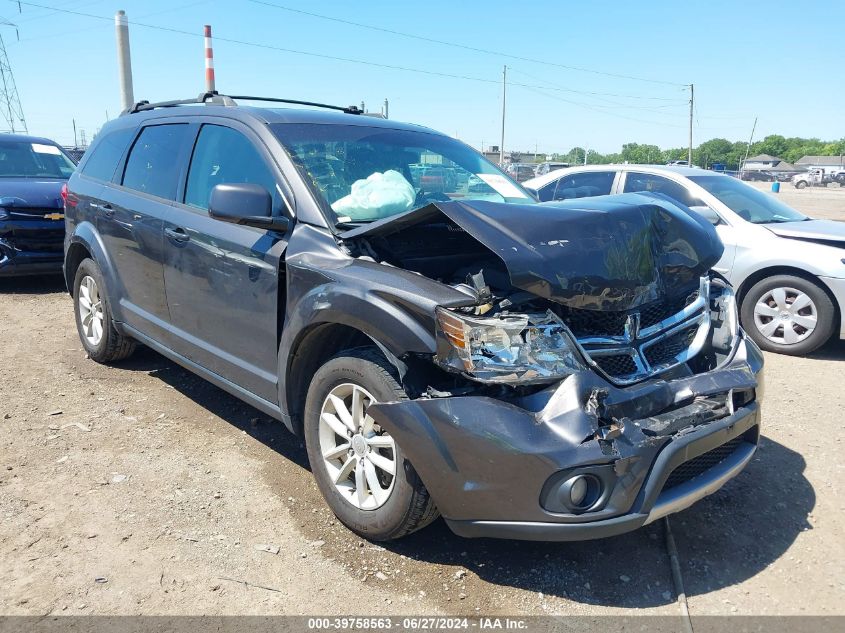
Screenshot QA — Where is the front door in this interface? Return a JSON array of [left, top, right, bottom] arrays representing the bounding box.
[[162, 122, 290, 402]]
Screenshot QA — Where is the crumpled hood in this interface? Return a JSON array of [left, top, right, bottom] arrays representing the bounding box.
[[764, 219, 845, 245], [0, 178, 65, 210], [340, 193, 723, 311]]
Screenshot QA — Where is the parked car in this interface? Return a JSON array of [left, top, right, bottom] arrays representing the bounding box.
[[534, 161, 570, 177], [505, 163, 537, 182], [0, 134, 77, 276], [740, 170, 774, 182], [64, 93, 762, 542], [524, 164, 845, 355]]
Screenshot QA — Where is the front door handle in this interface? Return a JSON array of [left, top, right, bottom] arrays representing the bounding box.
[[165, 227, 190, 243]]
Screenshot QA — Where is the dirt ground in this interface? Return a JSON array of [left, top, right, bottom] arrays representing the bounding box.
[[1, 186, 843, 618]]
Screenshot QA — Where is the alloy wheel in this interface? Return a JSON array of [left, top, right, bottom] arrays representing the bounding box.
[[753, 286, 817, 345], [318, 383, 397, 510], [78, 275, 104, 347]]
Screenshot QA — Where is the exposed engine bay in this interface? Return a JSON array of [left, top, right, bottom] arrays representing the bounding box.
[[340, 194, 739, 387]]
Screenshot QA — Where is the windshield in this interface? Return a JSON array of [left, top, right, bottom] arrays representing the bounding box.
[[0, 140, 76, 179], [272, 123, 533, 224], [689, 174, 807, 224]]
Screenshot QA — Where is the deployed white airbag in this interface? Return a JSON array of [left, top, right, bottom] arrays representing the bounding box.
[[331, 170, 416, 220]]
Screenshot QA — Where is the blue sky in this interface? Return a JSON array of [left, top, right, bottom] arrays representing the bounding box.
[[5, 0, 843, 152]]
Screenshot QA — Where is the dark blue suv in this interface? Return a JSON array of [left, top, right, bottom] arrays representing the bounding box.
[[0, 134, 76, 276], [63, 93, 763, 542]]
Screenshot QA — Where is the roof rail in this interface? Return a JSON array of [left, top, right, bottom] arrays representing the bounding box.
[[121, 92, 363, 116]]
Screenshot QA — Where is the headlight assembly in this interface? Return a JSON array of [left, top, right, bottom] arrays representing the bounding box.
[[435, 307, 587, 384]]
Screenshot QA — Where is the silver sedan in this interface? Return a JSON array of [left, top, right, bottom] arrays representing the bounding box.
[[524, 165, 845, 355]]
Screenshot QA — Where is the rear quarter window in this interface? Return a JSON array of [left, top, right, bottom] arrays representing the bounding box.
[[79, 127, 135, 182]]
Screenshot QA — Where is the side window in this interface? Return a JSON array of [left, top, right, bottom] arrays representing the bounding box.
[[184, 125, 277, 211], [623, 173, 698, 207], [80, 127, 135, 182], [122, 124, 189, 200], [553, 171, 615, 200], [536, 181, 556, 202]]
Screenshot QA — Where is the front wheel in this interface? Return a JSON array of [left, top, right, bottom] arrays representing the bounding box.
[[740, 275, 835, 355], [304, 348, 438, 540], [794, 180, 807, 189]]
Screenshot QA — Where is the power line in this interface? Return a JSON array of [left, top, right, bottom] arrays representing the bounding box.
[[246, 0, 688, 87], [6, 1, 689, 100], [507, 67, 688, 111]]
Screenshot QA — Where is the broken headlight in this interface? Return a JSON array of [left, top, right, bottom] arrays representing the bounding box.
[[435, 307, 587, 384], [710, 278, 739, 356]]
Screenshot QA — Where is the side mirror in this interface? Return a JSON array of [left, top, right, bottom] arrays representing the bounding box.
[[209, 183, 290, 232], [690, 205, 721, 226]]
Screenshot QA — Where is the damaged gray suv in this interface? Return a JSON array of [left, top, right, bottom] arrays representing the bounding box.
[[63, 93, 764, 541]]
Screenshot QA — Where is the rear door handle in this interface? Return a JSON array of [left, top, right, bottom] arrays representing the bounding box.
[[165, 227, 190, 243], [91, 202, 115, 217]]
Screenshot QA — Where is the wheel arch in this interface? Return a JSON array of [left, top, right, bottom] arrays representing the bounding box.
[[282, 322, 403, 437]]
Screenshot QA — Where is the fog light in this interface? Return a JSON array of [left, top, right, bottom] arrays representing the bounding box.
[[558, 474, 602, 512], [570, 476, 588, 506]]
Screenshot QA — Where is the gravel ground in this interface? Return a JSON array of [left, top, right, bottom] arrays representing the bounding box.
[[1, 186, 843, 617]]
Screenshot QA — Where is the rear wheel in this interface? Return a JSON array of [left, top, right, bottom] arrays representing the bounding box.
[[304, 348, 438, 540], [740, 275, 835, 355], [73, 258, 135, 363]]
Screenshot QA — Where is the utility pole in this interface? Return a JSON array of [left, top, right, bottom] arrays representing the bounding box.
[[72, 119, 77, 148], [499, 65, 507, 166], [115, 10, 134, 111], [0, 19, 26, 133], [688, 83, 694, 166], [383, 98, 389, 119], [741, 117, 758, 175]]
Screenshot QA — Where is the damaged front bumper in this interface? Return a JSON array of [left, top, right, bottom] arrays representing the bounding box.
[[368, 334, 764, 541], [0, 219, 65, 277]]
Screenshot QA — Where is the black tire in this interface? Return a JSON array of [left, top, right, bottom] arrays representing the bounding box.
[[303, 347, 438, 541], [740, 274, 835, 355], [73, 258, 136, 363], [795, 180, 807, 189]]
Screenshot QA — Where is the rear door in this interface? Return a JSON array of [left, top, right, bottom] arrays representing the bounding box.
[[162, 120, 291, 402], [96, 122, 193, 341]]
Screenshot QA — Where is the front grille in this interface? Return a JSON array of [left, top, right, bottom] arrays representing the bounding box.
[[594, 354, 638, 378], [643, 323, 698, 368], [559, 289, 700, 338], [662, 436, 743, 490]]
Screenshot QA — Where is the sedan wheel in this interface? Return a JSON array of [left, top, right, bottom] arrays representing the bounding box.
[[740, 274, 835, 355], [318, 383, 397, 510], [752, 286, 816, 345], [78, 275, 105, 346]]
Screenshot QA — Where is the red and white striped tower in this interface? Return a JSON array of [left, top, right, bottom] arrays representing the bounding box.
[[204, 24, 216, 93]]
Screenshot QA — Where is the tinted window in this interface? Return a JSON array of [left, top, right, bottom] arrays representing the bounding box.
[[623, 172, 698, 207], [185, 125, 277, 210], [80, 127, 135, 182], [122, 124, 189, 200], [0, 139, 76, 179], [552, 171, 615, 200]]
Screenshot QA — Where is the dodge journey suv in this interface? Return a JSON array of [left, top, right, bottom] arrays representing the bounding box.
[[64, 93, 763, 541]]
